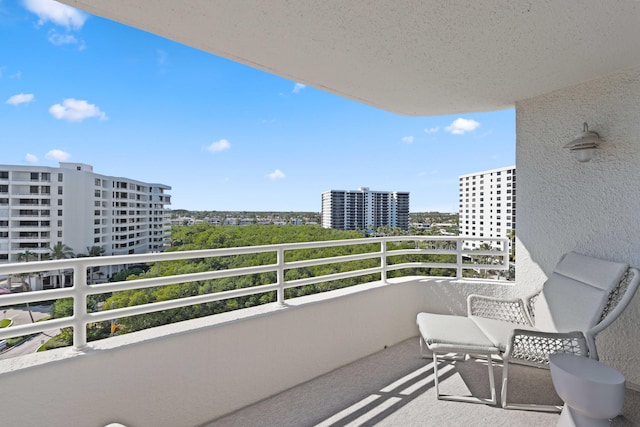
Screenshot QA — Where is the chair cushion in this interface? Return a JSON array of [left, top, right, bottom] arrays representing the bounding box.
[[470, 316, 538, 352], [553, 252, 628, 292], [533, 252, 628, 332], [417, 312, 499, 354]]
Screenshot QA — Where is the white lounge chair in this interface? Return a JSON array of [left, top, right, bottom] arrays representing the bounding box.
[[416, 252, 640, 411]]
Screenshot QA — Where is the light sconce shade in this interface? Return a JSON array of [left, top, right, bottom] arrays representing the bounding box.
[[564, 122, 601, 162]]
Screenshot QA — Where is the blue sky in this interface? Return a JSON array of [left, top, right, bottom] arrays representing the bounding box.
[[0, 0, 515, 213]]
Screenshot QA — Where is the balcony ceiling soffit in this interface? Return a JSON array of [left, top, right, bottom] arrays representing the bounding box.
[[60, 0, 640, 116]]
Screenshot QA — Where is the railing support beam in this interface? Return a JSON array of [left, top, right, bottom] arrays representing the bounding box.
[[72, 262, 89, 352], [276, 247, 286, 306]]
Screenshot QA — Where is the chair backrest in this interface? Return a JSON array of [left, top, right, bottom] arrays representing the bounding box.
[[533, 252, 629, 333]]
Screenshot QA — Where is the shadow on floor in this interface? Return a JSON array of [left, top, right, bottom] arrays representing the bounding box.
[[204, 339, 638, 427]]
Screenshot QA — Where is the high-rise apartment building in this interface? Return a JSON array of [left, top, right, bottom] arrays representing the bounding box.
[[321, 187, 409, 232], [458, 166, 515, 250], [0, 163, 171, 284]]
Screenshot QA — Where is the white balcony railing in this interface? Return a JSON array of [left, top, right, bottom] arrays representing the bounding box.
[[0, 235, 508, 352]]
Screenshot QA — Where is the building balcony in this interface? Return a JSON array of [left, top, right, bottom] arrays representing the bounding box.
[[1, 234, 638, 426], [0, 235, 550, 426]]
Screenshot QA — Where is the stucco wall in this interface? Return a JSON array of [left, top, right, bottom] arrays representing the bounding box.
[[515, 65, 640, 386], [0, 279, 428, 427]]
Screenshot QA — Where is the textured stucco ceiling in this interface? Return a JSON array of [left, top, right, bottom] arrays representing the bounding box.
[[60, 0, 640, 116]]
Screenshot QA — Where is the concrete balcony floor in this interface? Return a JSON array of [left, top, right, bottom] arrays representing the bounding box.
[[206, 338, 640, 427]]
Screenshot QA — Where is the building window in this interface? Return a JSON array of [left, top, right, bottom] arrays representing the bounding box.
[[58, 187, 63, 195], [58, 173, 63, 182], [58, 231, 62, 238], [58, 209, 63, 216]]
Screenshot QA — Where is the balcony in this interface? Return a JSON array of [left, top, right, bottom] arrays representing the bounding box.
[[0, 236, 538, 426], [1, 235, 638, 426]]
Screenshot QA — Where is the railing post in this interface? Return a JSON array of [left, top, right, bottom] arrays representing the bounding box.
[[72, 262, 89, 352], [381, 239, 388, 282], [456, 238, 463, 279], [276, 247, 286, 306]]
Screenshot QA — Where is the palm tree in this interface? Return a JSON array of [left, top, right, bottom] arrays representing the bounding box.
[[477, 243, 494, 278], [85, 245, 105, 283], [18, 249, 37, 263], [508, 229, 516, 262], [86, 245, 105, 257], [49, 243, 74, 288], [16, 250, 37, 323]]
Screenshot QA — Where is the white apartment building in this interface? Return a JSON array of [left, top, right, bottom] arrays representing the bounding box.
[[458, 166, 516, 250], [0, 163, 171, 286], [321, 187, 409, 232]]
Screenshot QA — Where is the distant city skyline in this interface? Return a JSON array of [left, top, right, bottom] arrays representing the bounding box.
[[1, 0, 515, 213]]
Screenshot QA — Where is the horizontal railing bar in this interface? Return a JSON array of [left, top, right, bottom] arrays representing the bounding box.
[[462, 251, 509, 256], [385, 249, 458, 256], [0, 317, 71, 341], [284, 251, 382, 269], [0, 236, 509, 275], [87, 264, 278, 295], [386, 262, 459, 271], [0, 288, 75, 307], [282, 267, 383, 289], [86, 283, 281, 323], [461, 263, 509, 270], [387, 262, 508, 271]]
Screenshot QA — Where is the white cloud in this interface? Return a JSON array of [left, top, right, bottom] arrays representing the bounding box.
[[266, 169, 286, 180], [401, 136, 415, 144], [23, 0, 88, 30], [45, 149, 70, 161], [49, 98, 107, 122], [206, 139, 231, 153], [445, 118, 480, 135], [292, 83, 306, 94], [48, 31, 78, 46], [6, 93, 34, 105], [424, 126, 440, 133], [25, 153, 38, 163]]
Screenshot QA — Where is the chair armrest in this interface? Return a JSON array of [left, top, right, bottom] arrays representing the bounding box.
[[505, 329, 589, 368], [467, 294, 532, 326]]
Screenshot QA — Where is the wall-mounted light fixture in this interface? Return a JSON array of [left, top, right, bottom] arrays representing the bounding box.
[[564, 122, 601, 162]]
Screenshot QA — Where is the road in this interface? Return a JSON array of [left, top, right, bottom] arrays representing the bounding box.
[[0, 305, 61, 360]]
